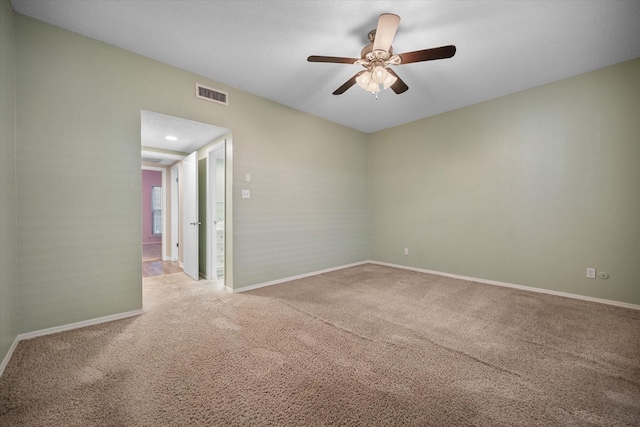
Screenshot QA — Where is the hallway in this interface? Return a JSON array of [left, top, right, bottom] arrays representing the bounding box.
[[142, 243, 182, 277]]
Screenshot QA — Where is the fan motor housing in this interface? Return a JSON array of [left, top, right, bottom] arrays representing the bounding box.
[[361, 44, 393, 60]]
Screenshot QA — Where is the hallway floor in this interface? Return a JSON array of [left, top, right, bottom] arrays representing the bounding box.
[[142, 260, 182, 277], [142, 243, 162, 262], [142, 243, 182, 277]]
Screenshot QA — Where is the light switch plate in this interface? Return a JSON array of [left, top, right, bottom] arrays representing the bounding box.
[[242, 189, 250, 199], [245, 173, 251, 182]]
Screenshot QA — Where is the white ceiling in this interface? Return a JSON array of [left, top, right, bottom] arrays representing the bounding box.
[[10, 1, 640, 134]]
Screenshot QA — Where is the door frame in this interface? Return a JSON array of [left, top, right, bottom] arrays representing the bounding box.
[[170, 165, 180, 261], [206, 140, 226, 280]]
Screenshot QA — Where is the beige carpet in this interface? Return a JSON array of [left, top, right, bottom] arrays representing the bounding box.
[[1, 264, 639, 426]]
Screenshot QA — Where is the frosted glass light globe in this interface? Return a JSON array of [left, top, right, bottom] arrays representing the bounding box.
[[371, 66, 388, 84]]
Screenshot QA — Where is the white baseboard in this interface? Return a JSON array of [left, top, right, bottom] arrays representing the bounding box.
[[0, 336, 20, 379], [0, 309, 143, 379], [17, 309, 144, 341], [369, 260, 640, 311], [227, 261, 369, 293]]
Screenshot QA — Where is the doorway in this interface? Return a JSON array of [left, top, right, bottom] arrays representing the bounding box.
[[141, 165, 181, 277], [140, 110, 233, 288]]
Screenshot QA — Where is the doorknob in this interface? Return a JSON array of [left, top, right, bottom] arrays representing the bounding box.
[[189, 221, 201, 226]]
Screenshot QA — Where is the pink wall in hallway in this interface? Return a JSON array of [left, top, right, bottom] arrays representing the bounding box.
[[142, 169, 162, 244]]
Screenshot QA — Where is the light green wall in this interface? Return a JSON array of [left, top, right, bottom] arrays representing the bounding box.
[[369, 58, 640, 305], [0, 0, 18, 362], [13, 14, 369, 335], [233, 118, 370, 286]]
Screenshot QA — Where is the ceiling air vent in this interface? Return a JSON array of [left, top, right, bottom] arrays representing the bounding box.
[[196, 83, 228, 106]]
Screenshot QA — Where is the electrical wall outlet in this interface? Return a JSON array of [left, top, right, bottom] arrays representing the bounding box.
[[404, 248, 409, 255], [586, 268, 596, 279]]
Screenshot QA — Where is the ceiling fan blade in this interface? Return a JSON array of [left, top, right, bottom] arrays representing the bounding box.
[[397, 45, 456, 64], [386, 69, 408, 94], [308, 55, 359, 64], [333, 71, 365, 95], [372, 13, 400, 53]]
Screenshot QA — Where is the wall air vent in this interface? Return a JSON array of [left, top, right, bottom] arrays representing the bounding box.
[[195, 83, 228, 106]]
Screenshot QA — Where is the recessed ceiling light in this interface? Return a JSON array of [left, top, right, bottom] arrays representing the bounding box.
[[165, 135, 178, 141]]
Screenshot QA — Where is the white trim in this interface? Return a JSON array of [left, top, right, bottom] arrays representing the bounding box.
[[170, 165, 180, 262], [227, 261, 369, 293], [17, 310, 144, 341], [0, 336, 20, 379], [368, 261, 640, 311], [224, 137, 234, 290], [228, 260, 639, 310], [141, 149, 186, 163], [0, 309, 143, 379], [205, 149, 212, 280], [206, 140, 225, 281]]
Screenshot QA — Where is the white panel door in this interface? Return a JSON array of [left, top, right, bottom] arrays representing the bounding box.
[[182, 151, 199, 280]]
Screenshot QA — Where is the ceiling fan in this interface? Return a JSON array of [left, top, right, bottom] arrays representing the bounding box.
[[308, 13, 456, 95]]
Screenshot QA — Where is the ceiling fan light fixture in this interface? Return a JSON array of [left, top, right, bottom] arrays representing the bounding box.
[[371, 65, 388, 84], [356, 71, 372, 89], [382, 71, 398, 89], [308, 13, 455, 96], [366, 79, 380, 93]]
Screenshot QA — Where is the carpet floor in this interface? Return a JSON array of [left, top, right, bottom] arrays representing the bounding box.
[[1, 264, 639, 426]]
